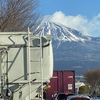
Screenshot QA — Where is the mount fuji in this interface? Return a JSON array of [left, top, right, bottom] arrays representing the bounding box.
[[37, 21, 100, 75]]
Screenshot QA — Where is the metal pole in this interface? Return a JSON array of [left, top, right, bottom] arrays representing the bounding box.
[[40, 33, 43, 100], [28, 28, 31, 100]]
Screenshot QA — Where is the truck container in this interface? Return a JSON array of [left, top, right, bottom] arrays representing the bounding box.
[[0, 32, 53, 100], [45, 70, 75, 100]]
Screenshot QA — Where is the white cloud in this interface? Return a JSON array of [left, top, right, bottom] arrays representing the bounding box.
[[88, 14, 100, 36], [44, 11, 100, 37]]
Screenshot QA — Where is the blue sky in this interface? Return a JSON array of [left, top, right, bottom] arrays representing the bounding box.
[[39, 0, 100, 37]]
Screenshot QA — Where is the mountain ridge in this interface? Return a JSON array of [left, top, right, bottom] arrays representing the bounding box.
[[38, 21, 100, 75]]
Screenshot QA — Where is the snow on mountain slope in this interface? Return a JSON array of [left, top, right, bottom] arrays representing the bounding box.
[[38, 21, 92, 43], [36, 21, 100, 75]]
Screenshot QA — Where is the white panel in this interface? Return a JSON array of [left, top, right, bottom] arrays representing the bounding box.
[[8, 47, 27, 82]]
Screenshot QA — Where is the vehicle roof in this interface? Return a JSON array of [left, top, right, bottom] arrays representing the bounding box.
[[55, 92, 75, 99], [67, 94, 90, 99]]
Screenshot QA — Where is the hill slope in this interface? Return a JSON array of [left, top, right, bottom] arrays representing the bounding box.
[[38, 21, 100, 75]]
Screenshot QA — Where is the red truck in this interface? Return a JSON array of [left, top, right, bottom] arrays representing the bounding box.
[[45, 70, 75, 100]]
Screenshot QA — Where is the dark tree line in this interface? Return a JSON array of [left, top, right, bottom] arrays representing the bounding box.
[[0, 0, 41, 32]]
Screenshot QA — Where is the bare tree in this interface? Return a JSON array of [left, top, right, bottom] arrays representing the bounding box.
[[84, 68, 100, 95], [0, 0, 41, 32]]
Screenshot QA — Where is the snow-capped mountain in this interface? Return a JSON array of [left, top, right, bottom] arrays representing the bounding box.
[[42, 21, 90, 41], [37, 21, 100, 75]]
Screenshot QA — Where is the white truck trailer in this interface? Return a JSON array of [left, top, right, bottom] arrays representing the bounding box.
[[0, 31, 53, 100]]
